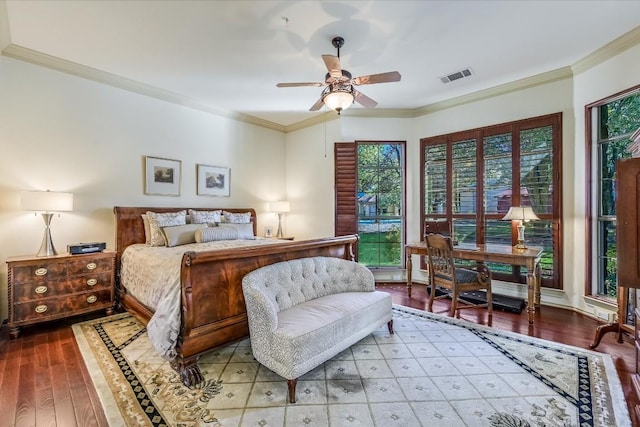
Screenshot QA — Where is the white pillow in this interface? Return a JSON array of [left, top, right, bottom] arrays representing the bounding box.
[[146, 210, 187, 246], [219, 223, 255, 240], [222, 211, 252, 224], [195, 226, 239, 243], [189, 209, 222, 224], [162, 223, 208, 247]]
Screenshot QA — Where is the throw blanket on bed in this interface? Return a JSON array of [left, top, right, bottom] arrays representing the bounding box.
[[120, 238, 283, 359]]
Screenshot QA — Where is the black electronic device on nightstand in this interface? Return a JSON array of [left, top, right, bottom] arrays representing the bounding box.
[[67, 242, 106, 254]]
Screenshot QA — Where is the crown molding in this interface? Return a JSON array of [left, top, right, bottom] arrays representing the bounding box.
[[3, 22, 637, 134], [1, 44, 287, 132], [414, 67, 573, 117], [572, 25, 640, 75]]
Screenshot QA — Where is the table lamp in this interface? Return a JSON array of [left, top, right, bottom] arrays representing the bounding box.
[[502, 206, 539, 249], [21, 190, 74, 256], [268, 201, 290, 238]]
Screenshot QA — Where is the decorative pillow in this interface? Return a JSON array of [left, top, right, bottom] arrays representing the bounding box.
[[189, 209, 222, 224], [162, 223, 208, 247], [146, 210, 187, 246], [222, 211, 252, 224], [195, 226, 239, 243], [219, 223, 255, 240], [141, 214, 151, 244]]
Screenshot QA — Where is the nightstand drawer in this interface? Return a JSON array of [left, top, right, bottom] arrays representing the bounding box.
[[67, 256, 112, 276], [12, 263, 67, 283], [13, 289, 113, 323], [13, 272, 113, 302]]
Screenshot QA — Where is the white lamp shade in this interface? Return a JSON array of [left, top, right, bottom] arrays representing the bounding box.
[[21, 191, 74, 212], [502, 206, 539, 222], [268, 201, 290, 213], [323, 91, 354, 111]]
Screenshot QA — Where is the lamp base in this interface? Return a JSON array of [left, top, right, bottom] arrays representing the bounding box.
[[37, 213, 58, 257], [514, 241, 528, 250], [276, 213, 284, 239]]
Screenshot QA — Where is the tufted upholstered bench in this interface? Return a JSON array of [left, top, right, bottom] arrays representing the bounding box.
[[242, 256, 393, 403]]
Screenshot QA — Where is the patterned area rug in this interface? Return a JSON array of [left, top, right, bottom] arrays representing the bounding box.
[[72, 305, 630, 426]]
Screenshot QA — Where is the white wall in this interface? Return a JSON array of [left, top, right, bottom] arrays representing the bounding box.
[[0, 56, 287, 321]]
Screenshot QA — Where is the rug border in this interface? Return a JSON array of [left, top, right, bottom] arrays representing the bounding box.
[[72, 313, 129, 427], [72, 306, 631, 427], [393, 304, 631, 426]]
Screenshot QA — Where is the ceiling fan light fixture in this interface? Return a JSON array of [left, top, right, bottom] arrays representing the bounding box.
[[322, 86, 354, 114]]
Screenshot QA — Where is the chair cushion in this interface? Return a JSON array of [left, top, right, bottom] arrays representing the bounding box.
[[454, 267, 478, 283]]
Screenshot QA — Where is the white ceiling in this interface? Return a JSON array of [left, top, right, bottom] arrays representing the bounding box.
[[2, 1, 640, 128]]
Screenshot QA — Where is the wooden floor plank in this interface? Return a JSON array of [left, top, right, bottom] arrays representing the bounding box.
[[50, 329, 78, 427], [14, 335, 35, 427], [34, 332, 56, 427], [62, 335, 101, 427], [0, 337, 23, 427]]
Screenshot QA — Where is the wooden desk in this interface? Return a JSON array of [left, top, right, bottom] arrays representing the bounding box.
[[405, 242, 543, 324]]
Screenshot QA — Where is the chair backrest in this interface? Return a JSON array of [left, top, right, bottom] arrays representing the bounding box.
[[425, 233, 456, 286], [424, 220, 452, 240]]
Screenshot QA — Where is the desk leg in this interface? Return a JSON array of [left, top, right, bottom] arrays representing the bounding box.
[[406, 252, 412, 298], [534, 262, 542, 307], [526, 273, 535, 324]]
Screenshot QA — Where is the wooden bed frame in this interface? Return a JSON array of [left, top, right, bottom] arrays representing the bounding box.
[[113, 206, 357, 386]]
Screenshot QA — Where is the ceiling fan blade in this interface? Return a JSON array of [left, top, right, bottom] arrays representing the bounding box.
[[353, 90, 378, 108], [352, 71, 401, 86], [309, 97, 325, 111], [277, 82, 325, 88], [322, 54, 342, 79]]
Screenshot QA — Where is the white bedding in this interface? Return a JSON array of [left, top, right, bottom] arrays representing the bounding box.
[[119, 238, 284, 360]]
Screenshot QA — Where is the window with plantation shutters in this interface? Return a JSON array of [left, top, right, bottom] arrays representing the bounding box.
[[421, 113, 562, 289]]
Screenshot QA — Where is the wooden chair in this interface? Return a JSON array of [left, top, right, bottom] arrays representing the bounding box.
[[424, 233, 493, 318]]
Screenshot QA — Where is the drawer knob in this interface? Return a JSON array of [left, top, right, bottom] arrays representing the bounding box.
[[35, 304, 48, 313], [86, 262, 97, 270], [35, 285, 48, 294], [35, 267, 48, 276], [86, 278, 98, 286], [87, 295, 97, 304]]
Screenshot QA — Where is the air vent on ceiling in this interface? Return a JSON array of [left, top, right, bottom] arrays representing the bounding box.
[[440, 68, 472, 84]]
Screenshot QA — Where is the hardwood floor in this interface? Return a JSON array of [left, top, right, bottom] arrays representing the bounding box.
[[0, 283, 637, 426]]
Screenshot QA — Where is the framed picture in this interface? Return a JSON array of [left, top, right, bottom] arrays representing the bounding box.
[[264, 226, 273, 238], [197, 164, 230, 196], [144, 156, 181, 196]]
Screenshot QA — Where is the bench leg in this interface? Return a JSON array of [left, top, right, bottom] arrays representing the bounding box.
[[387, 319, 394, 334], [287, 379, 297, 403]]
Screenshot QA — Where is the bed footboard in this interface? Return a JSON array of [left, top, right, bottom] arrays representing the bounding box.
[[175, 235, 357, 386]]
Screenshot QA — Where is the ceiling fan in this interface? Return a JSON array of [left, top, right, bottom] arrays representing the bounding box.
[[276, 36, 401, 114]]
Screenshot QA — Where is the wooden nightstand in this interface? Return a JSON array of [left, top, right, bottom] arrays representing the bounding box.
[[7, 251, 116, 339]]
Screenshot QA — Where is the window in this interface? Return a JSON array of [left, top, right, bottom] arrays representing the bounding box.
[[421, 114, 562, 288], [587, 88, 640, 300], [335, 141, 406, 268]]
